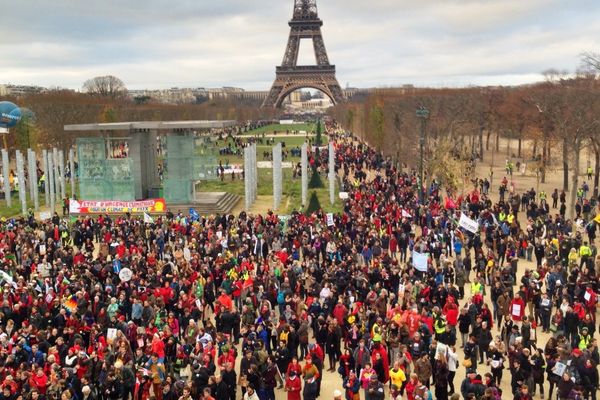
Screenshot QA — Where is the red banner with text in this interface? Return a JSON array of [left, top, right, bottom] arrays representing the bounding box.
[[69, 198, 166, 214]]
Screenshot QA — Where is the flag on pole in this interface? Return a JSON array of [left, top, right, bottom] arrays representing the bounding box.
[[143, 212, 154, 224], [0, 270, 14, 287], [63, 295, 77, 314]]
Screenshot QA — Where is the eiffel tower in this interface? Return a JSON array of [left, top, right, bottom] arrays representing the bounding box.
[[262, 0, 345, 108]]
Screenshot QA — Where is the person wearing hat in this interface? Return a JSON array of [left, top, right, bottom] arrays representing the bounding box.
[[114, 359, 136, 400], [364, 374, 384, 400], [343, 370, 361, 400], [577, 326, 593, 351], [145, 353, 166, 400]]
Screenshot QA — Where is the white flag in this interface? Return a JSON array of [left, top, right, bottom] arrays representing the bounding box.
[[143, 212, 154, 223]]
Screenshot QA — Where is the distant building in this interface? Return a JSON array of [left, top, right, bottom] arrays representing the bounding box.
[[127, 87, 268, 104], [1, 84, 46, 96]]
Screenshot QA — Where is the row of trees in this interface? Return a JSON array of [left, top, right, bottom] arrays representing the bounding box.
[[329, 63, 600, 218], [3, 87, 277, 154]]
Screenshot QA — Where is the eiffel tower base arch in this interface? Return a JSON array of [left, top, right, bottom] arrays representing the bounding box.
[[264, 66, 344, 108]]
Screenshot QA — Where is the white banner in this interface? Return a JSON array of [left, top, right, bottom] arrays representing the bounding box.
[[412, 251, 429, 272], [326, 213, 335, 226], [459, 213, 479, 234]]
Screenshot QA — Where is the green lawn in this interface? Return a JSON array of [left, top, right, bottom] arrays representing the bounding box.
[[1, 195, 40, 217], [0, 183, 78, 217], [196, 168, 344, 215], [212, 135, 329, 165], [244, 123, 316, 135]]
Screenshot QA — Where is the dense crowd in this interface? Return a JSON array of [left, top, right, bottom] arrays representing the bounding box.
[[0, 129, 598, 400]]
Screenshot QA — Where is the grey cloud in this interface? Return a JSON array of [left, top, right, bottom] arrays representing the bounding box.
[[2, 0, 600, 90]]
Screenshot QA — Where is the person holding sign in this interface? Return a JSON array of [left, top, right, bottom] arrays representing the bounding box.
[[510, 293, 525, 322]]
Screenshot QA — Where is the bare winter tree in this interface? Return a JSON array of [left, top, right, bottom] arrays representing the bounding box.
[[581, 52, 600, 73], [82, 75, 128, 98]]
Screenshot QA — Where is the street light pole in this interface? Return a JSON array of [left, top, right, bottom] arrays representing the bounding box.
[[416, 106, 430, 205]]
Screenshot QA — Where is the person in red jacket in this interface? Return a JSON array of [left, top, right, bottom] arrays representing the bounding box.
[[151, 333, 165, 362], [333, 300, 348, 326], [510, 293, 526, 322], [284, 370, 302, 400], [443, 299, 459, 327]]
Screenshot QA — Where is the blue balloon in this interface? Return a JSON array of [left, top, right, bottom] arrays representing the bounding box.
[[0, 101, 22, 128]]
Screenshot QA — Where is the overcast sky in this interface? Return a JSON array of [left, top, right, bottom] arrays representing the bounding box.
[[2, 0, 600, 91]]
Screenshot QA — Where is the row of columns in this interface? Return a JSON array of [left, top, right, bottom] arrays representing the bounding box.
[[0, 148, 75, 215], [244, 141, 336, 212]]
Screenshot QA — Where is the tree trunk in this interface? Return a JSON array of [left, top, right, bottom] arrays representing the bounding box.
[[563, 136, 569, 191], [541, 133, 547, 184], [486, 131, 492, 151], [470, 134, 475, 156], [532, 140, 538, 159], [479, 126, 484, 161], [506, 136, 511, 156], [518, 137, 522, 158], [594, 143, 600, 199], [570, 139, 582, 220], [495, 132, 500, 151]]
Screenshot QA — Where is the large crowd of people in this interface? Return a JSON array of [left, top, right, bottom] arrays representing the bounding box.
[[0, 128, 598, 400]]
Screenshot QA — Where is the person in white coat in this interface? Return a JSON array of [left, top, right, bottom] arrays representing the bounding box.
[[447, 345, 458, 395]]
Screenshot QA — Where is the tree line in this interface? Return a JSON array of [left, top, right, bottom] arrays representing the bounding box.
[[329, 64, 600, 218], [3, 77, 275, 155]]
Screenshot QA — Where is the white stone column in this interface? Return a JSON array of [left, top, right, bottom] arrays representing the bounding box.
[[301, 143, 308, 207], [69, 148, 75, 198], [1, 150, 10, 207], [52, 148, 60, 203], [244, 145, 251, 211], [15, 150, 27, 215], [328, 142, 335, 205], [28, 149, 39, 210], [48, 154, 55, 212], [272, 143, 282, 211], [42, 149, 49, 206], [252, 143, 258, 203], [58, 149, 66, 199]]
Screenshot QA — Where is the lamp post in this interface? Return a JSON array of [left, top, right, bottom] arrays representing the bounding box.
[[416, 106, 430, 204]]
